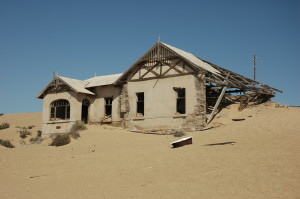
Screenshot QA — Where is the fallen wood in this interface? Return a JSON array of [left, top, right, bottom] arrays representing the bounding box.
[[207, 86, 227, 124], [171, 136, 192, 148], [204, 141, 236, 146], [232, 118, 245, 121], [28, 174, 48, 179], [200, 126, 214, 131]]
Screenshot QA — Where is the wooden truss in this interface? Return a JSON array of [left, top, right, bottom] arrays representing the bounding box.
[[117, 42, 282, 96], [37, 77, 73, 99], [127, 44, 197, 82], [202, 60, 282, 95]]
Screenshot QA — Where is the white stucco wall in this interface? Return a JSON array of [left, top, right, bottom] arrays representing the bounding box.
[[125, 74, 200, 130], [42, 91, 83, 135], [89, 85, 121, 123], [41, 85, 122, 135]]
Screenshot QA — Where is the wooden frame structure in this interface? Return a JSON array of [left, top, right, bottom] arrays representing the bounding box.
[[115, 42, 282, 96]]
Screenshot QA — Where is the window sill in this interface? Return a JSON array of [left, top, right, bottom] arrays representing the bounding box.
[[133, 117, 145, 121], [173, 114, 187, 118], [46, 120, 71, 124]]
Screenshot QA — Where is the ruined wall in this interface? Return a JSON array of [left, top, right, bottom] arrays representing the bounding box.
[[118, 84, 130, 118], [185, 74, 206, 130]]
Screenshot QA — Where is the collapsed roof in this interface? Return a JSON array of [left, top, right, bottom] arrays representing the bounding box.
[[115, 42, 282, 95]]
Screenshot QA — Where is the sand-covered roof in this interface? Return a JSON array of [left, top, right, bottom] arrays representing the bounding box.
[[37, 73, 122, 98], [59, 76, 94, 95], [161, 42, 221, 75], [85, 73, 123, 88]]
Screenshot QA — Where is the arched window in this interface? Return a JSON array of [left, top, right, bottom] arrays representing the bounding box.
[[50, 99, 70, 120]]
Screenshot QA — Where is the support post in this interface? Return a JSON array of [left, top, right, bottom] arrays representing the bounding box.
[[253, 53, 256, 81], [207, 86, 227, 124]]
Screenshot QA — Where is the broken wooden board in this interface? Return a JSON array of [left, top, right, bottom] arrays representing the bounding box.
[[171, 136, 192, 148], [232, 118, 245, 121]]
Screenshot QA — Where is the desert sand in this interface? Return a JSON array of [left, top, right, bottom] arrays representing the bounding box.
[[0, 103, 300, 199]]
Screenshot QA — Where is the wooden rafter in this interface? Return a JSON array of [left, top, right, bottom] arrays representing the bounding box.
[[161, 59, 183, 76], [139, 61, 160, 79]]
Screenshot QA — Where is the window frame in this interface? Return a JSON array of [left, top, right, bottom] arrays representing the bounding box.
[[49, 99, 70, 121], [104, 97, 113, 116], [174, 88, 186, 114]]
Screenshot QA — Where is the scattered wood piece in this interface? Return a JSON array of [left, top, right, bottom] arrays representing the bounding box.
[[28, 174, 48, 179], [204, 142, 236, 146], [232, 118, 245, 121], [200, 126, 214, 131], [171, 136, 192, 148]]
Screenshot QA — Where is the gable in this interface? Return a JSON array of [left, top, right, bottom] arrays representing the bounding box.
[[118, 42, 200, 82], [37, 76, 95, 99], [37, 78, 72, 99]]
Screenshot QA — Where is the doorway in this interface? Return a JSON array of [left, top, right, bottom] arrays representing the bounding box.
[[81, 99, 90, 124]]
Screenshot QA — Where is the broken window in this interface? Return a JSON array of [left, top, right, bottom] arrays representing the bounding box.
[[50, 99, 70, 120], [174, 88, 186, 114], [105, 97, 113, 116], [136, 92, 144, 116]]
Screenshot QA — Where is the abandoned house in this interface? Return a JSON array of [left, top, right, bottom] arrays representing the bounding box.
[[37, 42, 282, 135]]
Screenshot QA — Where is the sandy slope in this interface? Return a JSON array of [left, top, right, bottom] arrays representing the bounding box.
[[0, 104, 299, 199]]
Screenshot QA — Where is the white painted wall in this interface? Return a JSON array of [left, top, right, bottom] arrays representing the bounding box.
[[42, 91, 82, 135], [41, 86, 122, 135], [125, 74, 199, 130]]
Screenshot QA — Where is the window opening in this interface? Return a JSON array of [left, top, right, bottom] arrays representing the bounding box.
[[175, 88, 186, 114], [136, 92, 144, 116], [50, 99, 70, 120], [105, 97, 113, 116]]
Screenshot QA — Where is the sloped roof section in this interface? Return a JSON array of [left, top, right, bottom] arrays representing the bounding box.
[[85, 73, 123, 88], [161, 42, 221, 75], [36, 76, 95, 99], [58, 76, 94, 95], [37, 73, 123, 99]]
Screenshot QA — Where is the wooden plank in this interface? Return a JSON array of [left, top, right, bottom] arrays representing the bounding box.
[[207, 86, 227, 124], [128, 73, 195, 82], [161, 60, 182, 76], [140, 62, 160, 79]]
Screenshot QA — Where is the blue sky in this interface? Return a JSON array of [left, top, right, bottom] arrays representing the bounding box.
[[0, 0, 299, 113]]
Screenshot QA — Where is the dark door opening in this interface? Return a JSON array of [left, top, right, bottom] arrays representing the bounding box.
[[81, 99, 90, 124]]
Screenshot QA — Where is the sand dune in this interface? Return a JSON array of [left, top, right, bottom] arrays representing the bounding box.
[[0, 103, 299, 199]]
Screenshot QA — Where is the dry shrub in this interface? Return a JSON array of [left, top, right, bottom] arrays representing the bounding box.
[[50, 134, 71, 147], [69, 131, 80, 139], [70, 121, 87, 133], [0, 123, 10, 130], [173, 130, 186, 137], [69, 121, 87, 139], [28, 125, 35, 129], [19, 130, 31, 139], [30, 137, 43, 144], [0, 139, 15, 148], [29, 130, 43, 144], [37, 130, 42, 137]]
